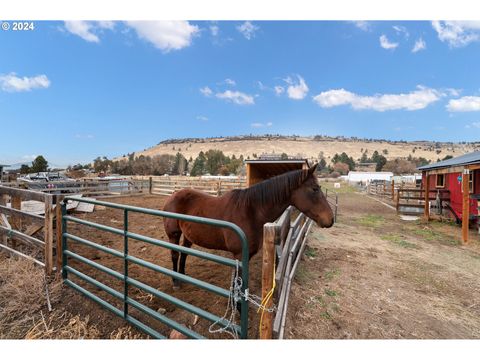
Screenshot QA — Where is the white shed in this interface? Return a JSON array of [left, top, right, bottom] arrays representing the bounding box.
[[346, 171, 393, 184]]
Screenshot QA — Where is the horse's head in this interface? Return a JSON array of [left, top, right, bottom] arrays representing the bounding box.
[[290, 164, 334, 228]]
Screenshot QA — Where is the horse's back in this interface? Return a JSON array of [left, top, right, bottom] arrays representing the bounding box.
[[163, 188, 218, 232], [163, 188, 216, 214], [163, 189, 236, 251]]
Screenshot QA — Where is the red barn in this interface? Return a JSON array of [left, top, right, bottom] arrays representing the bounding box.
[[418, 151, 480, 243]]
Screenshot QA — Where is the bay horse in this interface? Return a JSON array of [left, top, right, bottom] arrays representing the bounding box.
[[163, 164, 334, 288]]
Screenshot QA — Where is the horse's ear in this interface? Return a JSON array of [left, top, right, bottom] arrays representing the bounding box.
[[308, 163, 318, 175]]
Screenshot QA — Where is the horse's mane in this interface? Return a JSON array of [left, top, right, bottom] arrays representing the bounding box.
[[231, 169, 311, 208]]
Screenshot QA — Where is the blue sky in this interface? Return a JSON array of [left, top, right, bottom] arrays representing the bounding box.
[[1, 20, 480, 166]]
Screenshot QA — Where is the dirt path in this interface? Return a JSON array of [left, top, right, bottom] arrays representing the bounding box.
[[286, 189, 480, 339]]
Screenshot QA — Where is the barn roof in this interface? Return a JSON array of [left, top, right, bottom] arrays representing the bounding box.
[[418, 151, 480, 171]]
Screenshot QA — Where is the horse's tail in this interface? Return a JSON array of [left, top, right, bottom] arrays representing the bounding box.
[[163, 193, 182, 241]]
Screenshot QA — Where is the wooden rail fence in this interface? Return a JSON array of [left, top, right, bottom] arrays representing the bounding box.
[[133, 176, 246, 196], [260, 206, 314, 339], [396, 188, 450, 216], [0, 185, 60, 275], [3, 178, 150, 197]]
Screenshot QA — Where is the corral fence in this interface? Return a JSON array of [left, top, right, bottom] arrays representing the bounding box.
[[367, 180, 396, 199], [133, 176, 246, 196], [60, 197, 250, 339], [2, 178, 150, 198], [396, 188, 451, 217], [366, 181, 453, 217], [0, 185, 58, 274], [260, 206, 314, 339]]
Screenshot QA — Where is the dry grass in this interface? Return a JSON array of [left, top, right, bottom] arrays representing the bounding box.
[[25, 311, 101, 339], [0, 256, 107, 339], [0, 256, 62, 338]]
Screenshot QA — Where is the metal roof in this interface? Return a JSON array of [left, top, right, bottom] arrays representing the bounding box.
[[418, 151, 480, 171]]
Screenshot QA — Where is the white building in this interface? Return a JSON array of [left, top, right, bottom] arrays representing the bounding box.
[[346, 171, 394, 184]]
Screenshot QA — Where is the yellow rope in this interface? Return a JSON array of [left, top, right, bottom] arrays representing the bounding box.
[[258, 257, 276, 332]]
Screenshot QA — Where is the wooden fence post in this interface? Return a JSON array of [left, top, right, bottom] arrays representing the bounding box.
[[0, 194, 7, 245], [391, 180, 395, 201], [260, 223, 276, 339], [11, 195, 21, 249], [396, 189, 400, 213], [149, 177, 153, 194], [424, 174, 430, 221], [55, 196, 63, 276], [462, 168, 470, 244], [44, 195, 54, 275]]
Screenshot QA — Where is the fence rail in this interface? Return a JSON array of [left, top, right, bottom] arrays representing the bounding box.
[[135, 176, 246, 196], [0, 185, 57, 274], [396, 188, 451, 216], [260, 206, 314, 339], [3, 178, 150, 197]]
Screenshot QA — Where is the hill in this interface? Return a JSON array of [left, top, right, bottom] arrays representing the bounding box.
[[114, 135, 480, 165]]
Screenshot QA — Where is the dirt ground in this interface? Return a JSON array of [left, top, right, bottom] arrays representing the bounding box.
[[286, 185, 480, 339]]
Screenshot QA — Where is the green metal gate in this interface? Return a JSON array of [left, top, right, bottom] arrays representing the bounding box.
[[61, 197, 249, 339]]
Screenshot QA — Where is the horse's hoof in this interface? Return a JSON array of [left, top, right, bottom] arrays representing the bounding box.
[[172, 282, 181, 290]]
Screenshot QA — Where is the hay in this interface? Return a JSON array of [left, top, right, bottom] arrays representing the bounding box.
[[25, 310, 101, 339], [110, 326, 145, 340], [0, 256, 61, 338]]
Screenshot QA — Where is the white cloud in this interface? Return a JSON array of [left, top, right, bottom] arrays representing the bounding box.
[[196, 115, 208, 121], [313, 86, 443, 112], [0, 73, 50, 92], [432, 21, 480, 47], [224, 78, 236, 86], [64, 21, 100, 42], [251, 122, 272, 128], [256, 81, 268, 91], [97, 21, 115, 30], [274, 86, 285, 95], [237, 21, 259, 40], [379, 35, 398, 50], [126, 21, 199, 52], [216, 90, 254, 105], [446, 88, 462, 97], [352, 21, 371, 32], [284, 75, 309, 100], [64, 21, 199, 52], [447, 96, 480, 112], [412, 38, 426, 53], [200, 86, 213, 97], [64, 21, 115, 43], [393, 25, 409, 38], [210, 25, 219, 37]]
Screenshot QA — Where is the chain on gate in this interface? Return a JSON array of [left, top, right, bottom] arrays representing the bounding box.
[[208, 260, 277, 339]]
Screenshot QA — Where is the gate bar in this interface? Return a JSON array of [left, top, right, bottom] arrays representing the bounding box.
[[65, 266, 203, 339], [64, 249, 240, 332]]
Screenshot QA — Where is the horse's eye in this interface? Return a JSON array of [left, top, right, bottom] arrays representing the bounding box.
[[312, 186, 320, 193]]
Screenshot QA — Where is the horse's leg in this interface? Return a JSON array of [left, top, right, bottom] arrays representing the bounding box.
[[168, 231, 182, 289], [178, 237, 192, 277]]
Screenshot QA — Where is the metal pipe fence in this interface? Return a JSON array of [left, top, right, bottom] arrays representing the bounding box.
[[61, 196, 250, 339]]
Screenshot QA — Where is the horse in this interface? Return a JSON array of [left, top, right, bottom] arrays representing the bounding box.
[[163, 164, 334, 288]]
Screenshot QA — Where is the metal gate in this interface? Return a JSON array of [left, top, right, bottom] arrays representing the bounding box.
[[61, 197, 249, 339]]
